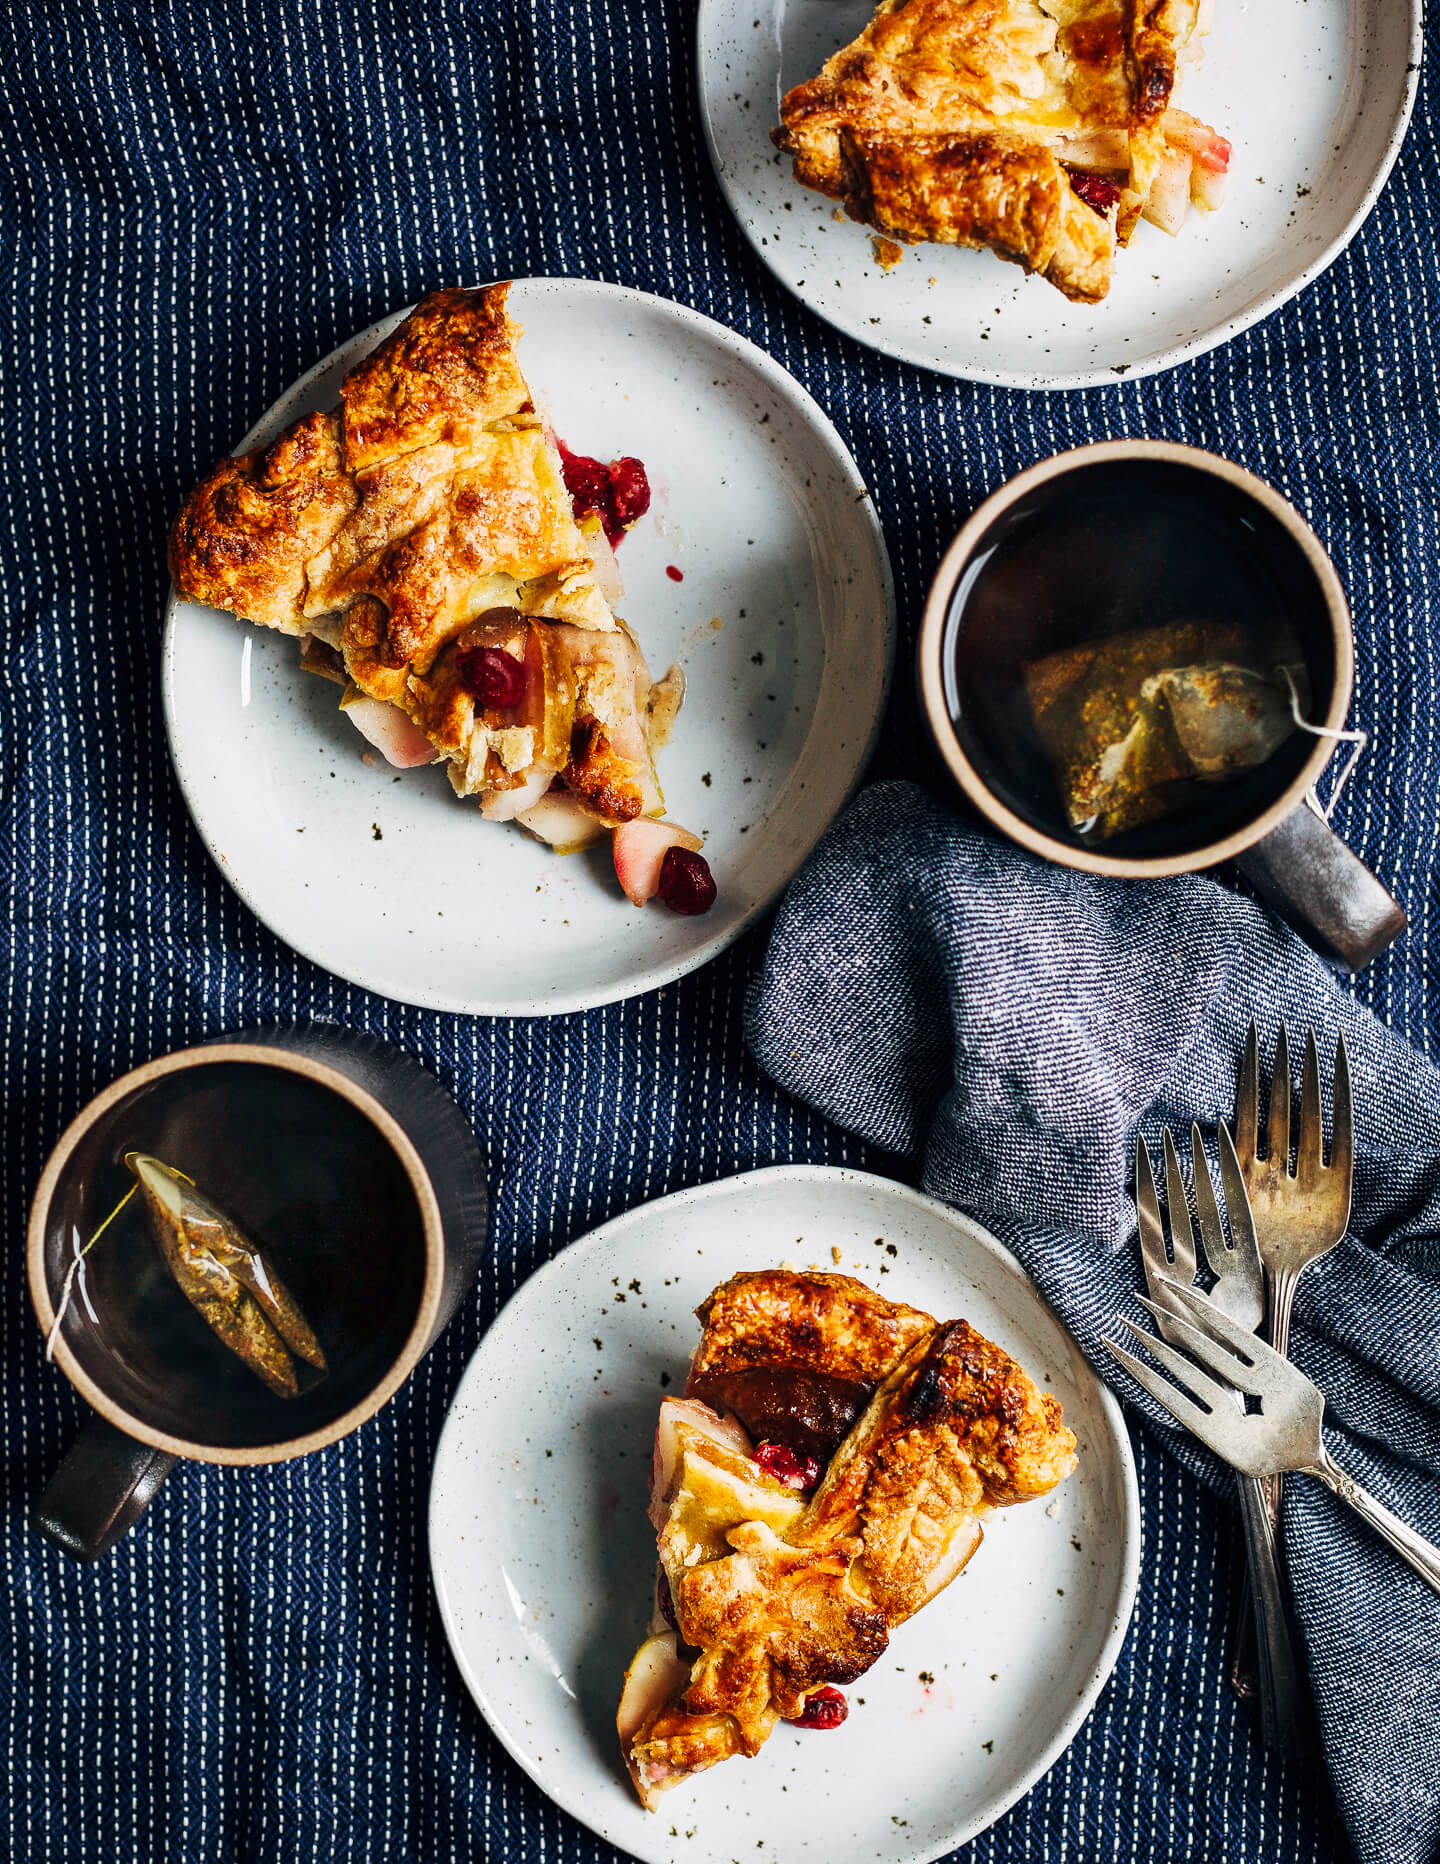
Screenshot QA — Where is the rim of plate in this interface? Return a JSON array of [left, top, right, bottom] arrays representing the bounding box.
[[161, 277, 895, 1018], [429, 1163, 1141, 1864], [695, 1, 1423, 391]]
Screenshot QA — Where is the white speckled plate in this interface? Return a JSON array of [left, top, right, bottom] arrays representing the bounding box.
[[429, 1166, 1139, 1864], [698, 0, 1421, 388], [162, 279, 893, 1016]]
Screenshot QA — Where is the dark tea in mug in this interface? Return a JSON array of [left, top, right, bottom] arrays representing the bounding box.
[[940, 456, 1339, 862]]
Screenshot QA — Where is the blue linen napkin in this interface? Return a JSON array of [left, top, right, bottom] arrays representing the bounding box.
[[747, 779, 1440, 1864]]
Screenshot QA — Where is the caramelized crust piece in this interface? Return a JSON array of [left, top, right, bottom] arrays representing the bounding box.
[[340, 287, 529, 473], [624, 1274, 1079, 1805], [168, 411, 356, 630], [842, 130, 1113, 303], [687, 1268, 935, 1457], [799, 1318, 1078, 1619], [677, 1525, 889, 1750], [774, 0, 1218, 301], [169, 285, 669, 824], [689, 1269, 934, 1388]]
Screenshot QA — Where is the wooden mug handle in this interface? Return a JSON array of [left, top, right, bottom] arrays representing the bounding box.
[[1235, 802, 1407, 972], [31, 1415, 178, 1562]]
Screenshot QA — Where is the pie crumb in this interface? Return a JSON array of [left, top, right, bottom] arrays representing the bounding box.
[[872, 236, 905, 271], [831, 1246, 843, 1265]]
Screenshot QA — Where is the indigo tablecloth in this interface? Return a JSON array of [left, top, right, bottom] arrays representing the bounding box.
[[3, 4, 1436, 1862]]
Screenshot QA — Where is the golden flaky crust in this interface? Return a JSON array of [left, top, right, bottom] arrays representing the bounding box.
[[168, 410, 356, 630], [340, 288, 529, 475], [774, 0, 1213, 302], [168, 286, 663, 820], [626, 1273, 1078, 1803], [843, 130, 1113, 302], [689, 1269, 934, 1388]]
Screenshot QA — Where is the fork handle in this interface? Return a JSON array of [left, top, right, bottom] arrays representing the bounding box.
[[1264, 1270, 1303, 1522], [1236, 1472, 1307, 1751], [1316, 1456, 1440, 1597]]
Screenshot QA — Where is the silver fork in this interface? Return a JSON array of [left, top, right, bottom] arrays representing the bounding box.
[[1234, 1024, 1354, 1520], [1135, 1126, 1304, 1751], [1106, 1279, 1440, 1598]]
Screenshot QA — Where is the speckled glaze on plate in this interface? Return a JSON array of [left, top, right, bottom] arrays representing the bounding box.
[[429, 1165, 1139, 1864], [698, 0, 1421, 389], [162, 279, 894, 1017]]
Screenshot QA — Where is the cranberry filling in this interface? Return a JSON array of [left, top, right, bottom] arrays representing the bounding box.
[[457, 646, 526, 711], [1069, 171, 1122, 215], [754, 1440, 822, 1492], [657, 846, 717, 916], [556, 438, 652, 548], [793, 1686, 848, 1730]]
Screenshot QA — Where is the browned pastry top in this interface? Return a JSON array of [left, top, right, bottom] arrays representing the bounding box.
[[689, 1268, 934, 1387], [773, 0, 1206, 302], [629, 1271, 1079, 1797], [340, 287, 529, 474], [168, 285, 650, 812], [169, 410, 356, 632]]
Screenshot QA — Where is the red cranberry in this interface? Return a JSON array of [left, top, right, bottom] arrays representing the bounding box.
[[794, 1686, 848, 1730], [556, 439, 652, 546], [457, 646, 525, 711], [754, 1441, 821, 1491], [609, 455, 651, 532], [665, 565, 685, 583], [1069, 171, 1121, 214], [558, 441, 611, 519], [657, 847, 717, 916]]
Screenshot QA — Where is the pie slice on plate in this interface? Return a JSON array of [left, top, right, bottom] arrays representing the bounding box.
[[169, 285, 713, 911], [618, 1269, 1078, 1806], [774, 0, 1231, 302]]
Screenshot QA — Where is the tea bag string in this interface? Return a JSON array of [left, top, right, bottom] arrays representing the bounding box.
[[44, 1166, 195, 1361], [1281, 667, 1369, 823]]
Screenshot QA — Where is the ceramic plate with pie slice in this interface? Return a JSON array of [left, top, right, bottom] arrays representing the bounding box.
[[162, 279, 893, 1016], [698, 0, 1420, 388], [429, 1166, 1139, 1864]]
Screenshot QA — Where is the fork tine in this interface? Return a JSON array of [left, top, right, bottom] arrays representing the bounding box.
[[1116, 1314, 1232, 1408], [1217, 1122, 1263, 1298], [1136, 1296, 1274, 1400], [1331, 1031, 1355, 1200], [1135, 1136, 1171, 1289], [1235, 1021, 1260, 1163], [1161, 1129, 1198, 1283], [1297, 1030, 1324, 1190], [1158, 1279, 1294, 1401], [1104, 1333, 1228, 1445], [1188, 1123, 1228, 1280], [1267, 1024, 1292, 1170]]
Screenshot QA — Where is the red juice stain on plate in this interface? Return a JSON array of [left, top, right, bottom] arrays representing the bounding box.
[[666, 565, 684, 582], [555, 437, 651, 548]]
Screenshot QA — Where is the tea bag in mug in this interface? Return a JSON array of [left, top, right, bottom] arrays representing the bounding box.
[[1023, 620, 1308, 841], [127, 1154, 327, 1398]]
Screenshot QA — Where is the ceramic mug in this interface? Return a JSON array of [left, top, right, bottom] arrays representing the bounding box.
[[28, 1024, 487, 1560], [917, 440, 1406, 972]]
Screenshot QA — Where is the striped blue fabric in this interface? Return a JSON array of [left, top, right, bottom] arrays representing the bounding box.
[[1, 2, 1431, 1860]]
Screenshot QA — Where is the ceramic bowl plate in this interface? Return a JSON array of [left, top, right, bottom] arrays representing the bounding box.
[[697, 0, 1420, 388], [430, 1165, 1139, 1864], [163, 279, 894, 1016]]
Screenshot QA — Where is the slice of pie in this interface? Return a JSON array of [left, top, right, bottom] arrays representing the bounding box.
[[618, 1269, 1078, 1806], [169, 286, 712, 910], [774, 0, 1231, 302]]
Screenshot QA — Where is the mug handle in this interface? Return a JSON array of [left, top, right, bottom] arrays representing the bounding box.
[[1234, 801, 1407, 972], [32, 1416, 178, 1562]]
